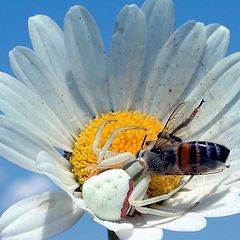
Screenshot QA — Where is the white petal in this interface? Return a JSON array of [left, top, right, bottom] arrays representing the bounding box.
[[188, 53, 240, 141], [200, 101, 240, 145], [28, 15, 91, 127], [132, 0, 175, 110], [109, 4, 146, 110], [28, 15, 69, 83], [206, 23, 221, 36], [180, 24, 229, 100], [157, 213, 206, 232], [64, 6, 110, 115], [142, 0, 175, 73], [186, 169, 231, 190], [69, 196, 86, 211], [227, 149, 240, 163], [28, 15, 68, 80], [199, 101, 240, 165], [0, 115, 58, 173], [0, 72, 73, 151], [195, 192, 240, 217], [116, 227, 163, 240], [214, 122, 240, 162], [9, 47, 81, 136], [221, 170, 240, 185], [187, 53, 240, 105], [144, 21, 206, 118], [188, 53, 240, 138], [36, 151, 79, 195], [217, 117, 240, 146], [229, 181, 240, 195], [162, 184, 229, 213], [0, 191, 83, 240], [205, 24, 229, 67], [0, 143, 40, 174], [93, 216, 133, 232]]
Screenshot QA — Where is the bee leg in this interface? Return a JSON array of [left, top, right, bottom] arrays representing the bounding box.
[[92, 120, 117, 155], [97, 126, 146, 163], [169, 134, 182, 143], [171, 99, 205, 135], [130, 175, 193, 207], [158, 132, 183, 143]]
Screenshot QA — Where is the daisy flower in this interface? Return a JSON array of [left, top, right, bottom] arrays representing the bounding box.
[[1, 0, 240, 240]]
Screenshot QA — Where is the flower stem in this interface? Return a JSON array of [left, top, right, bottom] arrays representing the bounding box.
[[108, 230, 119, 240]]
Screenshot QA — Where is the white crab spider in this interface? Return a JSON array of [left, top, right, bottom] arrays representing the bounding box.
[[82, 121, 193, 221]]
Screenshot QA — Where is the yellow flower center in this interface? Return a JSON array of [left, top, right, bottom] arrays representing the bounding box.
[[70, 111, 181, 198]]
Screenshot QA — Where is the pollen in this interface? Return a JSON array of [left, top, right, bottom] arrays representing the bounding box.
[[147, 175, 181, 198], [70, 111, 181, 197]]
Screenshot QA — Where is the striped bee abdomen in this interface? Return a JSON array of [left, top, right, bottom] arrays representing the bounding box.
[[176, 141, 230, 174], [146, 141, 230, 175]]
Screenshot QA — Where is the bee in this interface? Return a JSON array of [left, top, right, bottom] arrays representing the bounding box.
[[139, 99, 230, 176]]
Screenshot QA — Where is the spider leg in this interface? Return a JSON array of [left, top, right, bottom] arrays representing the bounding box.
[[128, 175, 196, 217], [97, 126, 146, 163], [130, 175, 193, 207], [92, 120, 116, 155], [128, 175, 151, 203], [135, 202, 199, 217], [98, 152, 136, 169], [128, 173, 196, 218]]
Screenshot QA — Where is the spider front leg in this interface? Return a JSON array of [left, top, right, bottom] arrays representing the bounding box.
[[92, 120, 116, 155], [91, 120, 145, 168], [97, 125, 145, 163], [131, 175, 193, 207], [129, 175, 196, 217], [135, 202, 199, 217], [94, 152, 136, 169]]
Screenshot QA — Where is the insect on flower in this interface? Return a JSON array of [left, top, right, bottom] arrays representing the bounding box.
[[82, 99, 230, 221]]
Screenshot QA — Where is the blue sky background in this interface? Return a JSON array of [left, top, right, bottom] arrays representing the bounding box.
[[0, 0, 240, 239]]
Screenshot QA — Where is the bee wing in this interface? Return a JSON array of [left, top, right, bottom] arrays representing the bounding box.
[[153, 101, 193, 148], [172, 160, 226, 175]]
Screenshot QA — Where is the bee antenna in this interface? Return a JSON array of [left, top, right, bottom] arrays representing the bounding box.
[[199, 98, 205, 108], [141, 135, 148, 149], [136, 135, 148, 158]]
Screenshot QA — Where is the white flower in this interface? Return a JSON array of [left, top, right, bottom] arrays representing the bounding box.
[[1, 0, 240, 239]]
